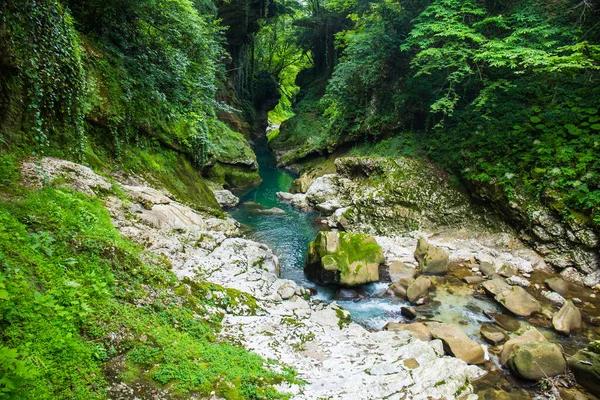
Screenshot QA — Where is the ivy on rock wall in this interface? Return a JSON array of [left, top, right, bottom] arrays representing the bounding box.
[[0, 0, 235, 167]]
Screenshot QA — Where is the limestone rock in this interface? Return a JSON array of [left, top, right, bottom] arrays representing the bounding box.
[[569, 341, 600, 397], [542, 290, 566, 306], [407, 276, 432, 304], [500, 327, 547, 365], [387, 277, 414, 299], [506, 342, 566, 380], [506, 275, 530, 287], [305, 231, 384, 286], [384, 322, 432, 342], [495, 286, 542, 317], [213, 189, 239, 208], [552, 300, 582, 335], [276, 192, 311, 211], [479, 262, 497, 277], [545, 277, 569, 297], [414, 239, 449, 275], [21, 157, 112, 196], [482, 277, 511, 296], [463, 275, 484, 285], [480, 323, 508, 345], [388, 261, 417, 282], [430, 324, 485, 365]]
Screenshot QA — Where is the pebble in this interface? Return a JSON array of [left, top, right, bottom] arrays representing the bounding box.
[[591, 294, 596, 298]]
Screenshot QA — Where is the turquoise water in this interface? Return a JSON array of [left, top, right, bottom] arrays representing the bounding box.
[[226, 138, 504, 332], [229, 137, 322, 287]]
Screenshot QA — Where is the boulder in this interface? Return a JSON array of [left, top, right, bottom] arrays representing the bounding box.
[[407, 276, 431, 304], [552, 300, 582, 335], [545, 277, 569, 297], [482, 277, 511, 296], [213, 189, 239, 208], [495, 286, 542, 317], [258, 207, 286, 215], [430, 324, 485, 365], [388, 261, 417, 282], [333, 288, 368, 301], [569, 341, 600, 397], [463, 275, 484, 285], [387, 277, 414, 299], [505, 342, 566, 380], [479, 262, 497, 277], [383, 322, 432, 341], [305, 231, 384, 286], [414, 239, 449, 275], [485, 311, 521, 332], [498, 264, 518, 278], [480, 323, 508, 345], [500, 327, 547, 365], [401, 306, 417, 319]]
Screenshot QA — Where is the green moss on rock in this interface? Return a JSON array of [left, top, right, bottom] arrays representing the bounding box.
[[305, 231, 384, 286]]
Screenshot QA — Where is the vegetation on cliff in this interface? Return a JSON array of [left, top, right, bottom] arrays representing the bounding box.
[[277, 0, 600, 228]]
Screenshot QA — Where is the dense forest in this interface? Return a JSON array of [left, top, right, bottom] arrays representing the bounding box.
[[1, 0, 600, 398]]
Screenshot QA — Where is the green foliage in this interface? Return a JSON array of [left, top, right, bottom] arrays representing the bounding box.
[[0, 187, 295, 398], [1, 0, 87, 154], [282, 0, 600, 229]]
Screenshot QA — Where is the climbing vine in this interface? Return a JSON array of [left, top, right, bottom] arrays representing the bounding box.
[[1, 0, 87, 155]]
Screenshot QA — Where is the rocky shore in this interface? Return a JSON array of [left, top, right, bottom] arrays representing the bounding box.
[[22, 157, 486, 399]]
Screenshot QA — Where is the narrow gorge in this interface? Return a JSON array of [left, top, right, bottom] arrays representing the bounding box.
[[1, 1, 599, 399]]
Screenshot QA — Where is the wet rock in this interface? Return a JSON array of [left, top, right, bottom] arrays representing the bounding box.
[[482, 277, 511, 296], [485, 311, 521, 332], [387, 277, 414, 299], [552, 300, 582, 334], [333, 288, 368, 301], [430, 323, 485, 365], [388, 261, 417, 282], [479, 262, 497, 277], [506, 342, 567, 380], [214, 189, 239, 208], [498, 264, 518, 278], [545, 277, 570, 297], [495, 286, 542, 317], [414, 239, 449, 275], [480, 323, 508, 345], [305, 231, 384, 286], [258, 207, 286, 215], [463, 275, 484, 285], [383, 322, 432, 341], [407, 276, 432, 304], [569, 341, 600, 397], [401, 306, 417, 320]]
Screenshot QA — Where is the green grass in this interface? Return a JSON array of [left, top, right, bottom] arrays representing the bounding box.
[[0, 185, 298, 399]]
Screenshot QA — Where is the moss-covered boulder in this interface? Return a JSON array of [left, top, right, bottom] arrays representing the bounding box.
[[505, 342, 566, 380], [569, 341, 600, 396], [305, 231, 384, 286]]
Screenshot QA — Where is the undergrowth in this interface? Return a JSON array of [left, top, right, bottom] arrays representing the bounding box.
[[0, 185, 297, 399]]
